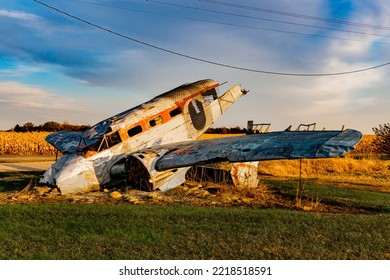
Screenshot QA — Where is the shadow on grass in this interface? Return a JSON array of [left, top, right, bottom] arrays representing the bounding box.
[[263, 178, 390, 214], [0, 171, 43, 192]]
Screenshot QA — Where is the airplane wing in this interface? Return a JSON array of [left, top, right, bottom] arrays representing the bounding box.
[[46, 131, 83, 154], [153, 129, 362, 171]]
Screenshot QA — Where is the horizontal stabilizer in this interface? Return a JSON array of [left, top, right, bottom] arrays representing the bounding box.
[[154, 129, 362, 171]]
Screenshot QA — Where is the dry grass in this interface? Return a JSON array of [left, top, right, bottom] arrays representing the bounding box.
[[258, 157, 389, 177], [199, 133, 245, 139], [350, 134, 377, 156], [258, 157, 390, 194], [1, 131, 379, 156]]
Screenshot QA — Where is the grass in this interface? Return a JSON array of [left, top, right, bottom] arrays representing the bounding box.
[[0, 204, 389, 260]]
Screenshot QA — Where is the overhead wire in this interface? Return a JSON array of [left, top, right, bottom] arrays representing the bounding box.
[[147, 0, 390, 40], [33, 0, 390, 77], [68, 0, 390, 45], [200, 0, 390, 31]]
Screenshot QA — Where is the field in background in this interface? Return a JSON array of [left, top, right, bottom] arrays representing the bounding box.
[[0, 132, 388, 193], [0, 132, 56, 155], [0, 132, 389, 259], [258, 157, 389, 190], [0, 131, 378, 155]]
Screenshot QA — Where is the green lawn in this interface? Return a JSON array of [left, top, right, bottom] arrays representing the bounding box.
[[0, 204, 389, 260]]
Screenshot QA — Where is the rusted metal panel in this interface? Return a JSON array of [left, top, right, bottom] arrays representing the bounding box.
[[231, 162, 259, 188]]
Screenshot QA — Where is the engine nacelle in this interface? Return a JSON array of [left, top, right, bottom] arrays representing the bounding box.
[[110, 149, 189, 192]]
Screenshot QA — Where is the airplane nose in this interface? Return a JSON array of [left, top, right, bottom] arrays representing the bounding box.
[[40, 154, 100, 194], [55, 169, 100, 194]]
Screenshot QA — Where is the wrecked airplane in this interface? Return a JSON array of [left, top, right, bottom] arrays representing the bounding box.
[[40, 79, 362, 194]]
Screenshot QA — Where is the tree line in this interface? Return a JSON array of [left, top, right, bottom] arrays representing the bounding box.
[[205, 126, 247, 134], [11, 122, 91, 132]]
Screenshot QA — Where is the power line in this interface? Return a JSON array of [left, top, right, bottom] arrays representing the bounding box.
[[71, 0, 390, 45], [68, 0, 390, 45], [33, 0, 390, 77], [200, 0, 390, 31], [148, 0, 390, 40]]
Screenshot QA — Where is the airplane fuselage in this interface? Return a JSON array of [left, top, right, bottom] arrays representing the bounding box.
[[40, 79, 246, 194]]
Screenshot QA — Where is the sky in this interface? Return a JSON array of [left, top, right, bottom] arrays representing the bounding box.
[[1, 0, 389, 134]]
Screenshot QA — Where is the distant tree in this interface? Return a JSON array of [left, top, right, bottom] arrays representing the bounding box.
[[373, 123, 390, 156], [10, 121, 91, 132], [61, 121, 73, 131], [205, 126, 246, 134], [42, 121, 61, 132], [13, 124, 22, 132], [22, 122, 35, 132], [230, 126, 244, 134], [78, 125, 92, 131], [221, 127, 229, 134]]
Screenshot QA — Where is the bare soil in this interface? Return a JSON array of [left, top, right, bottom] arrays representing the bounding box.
[[0, 180, 382, 215], [0, 155, 55, 172]]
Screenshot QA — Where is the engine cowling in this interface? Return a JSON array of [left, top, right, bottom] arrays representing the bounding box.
[[110, 149, 189, 192]]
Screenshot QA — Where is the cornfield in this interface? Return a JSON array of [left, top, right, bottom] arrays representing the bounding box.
[[0, 132, 57, 155], [0, 132, 379, 157]]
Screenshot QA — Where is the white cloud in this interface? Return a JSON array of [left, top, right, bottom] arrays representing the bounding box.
[[0, 81, 92, 129], [0, 9, 39, 21], [0, 81, 73, 109], [0, 64, 43, 77]]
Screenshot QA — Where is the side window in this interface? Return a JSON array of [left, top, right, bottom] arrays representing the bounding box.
[[88, 138, 105, 152], [128, 125, 143, 137], [149, 116, 163, 127], [87, 131, 122, 152], [169, 107, 182, 118]]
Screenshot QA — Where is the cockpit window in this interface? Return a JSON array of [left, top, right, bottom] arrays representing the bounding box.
[[106, 131, 121, 147], [202, 88, 218, 105], [87, 131, 122, 152], [88, 138, 106, 152]]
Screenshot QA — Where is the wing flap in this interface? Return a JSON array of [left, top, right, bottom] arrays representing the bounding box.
[[154, 129, 362, 171]]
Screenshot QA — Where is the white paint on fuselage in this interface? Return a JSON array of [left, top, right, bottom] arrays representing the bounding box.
[[43, 81, 245, 194]]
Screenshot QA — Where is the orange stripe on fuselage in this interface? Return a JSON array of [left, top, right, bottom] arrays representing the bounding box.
[[118, 83, 219, 142], [174, 83, 219, 110]]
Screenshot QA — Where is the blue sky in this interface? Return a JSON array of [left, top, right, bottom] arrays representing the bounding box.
[[1, 0, 389, 133]]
